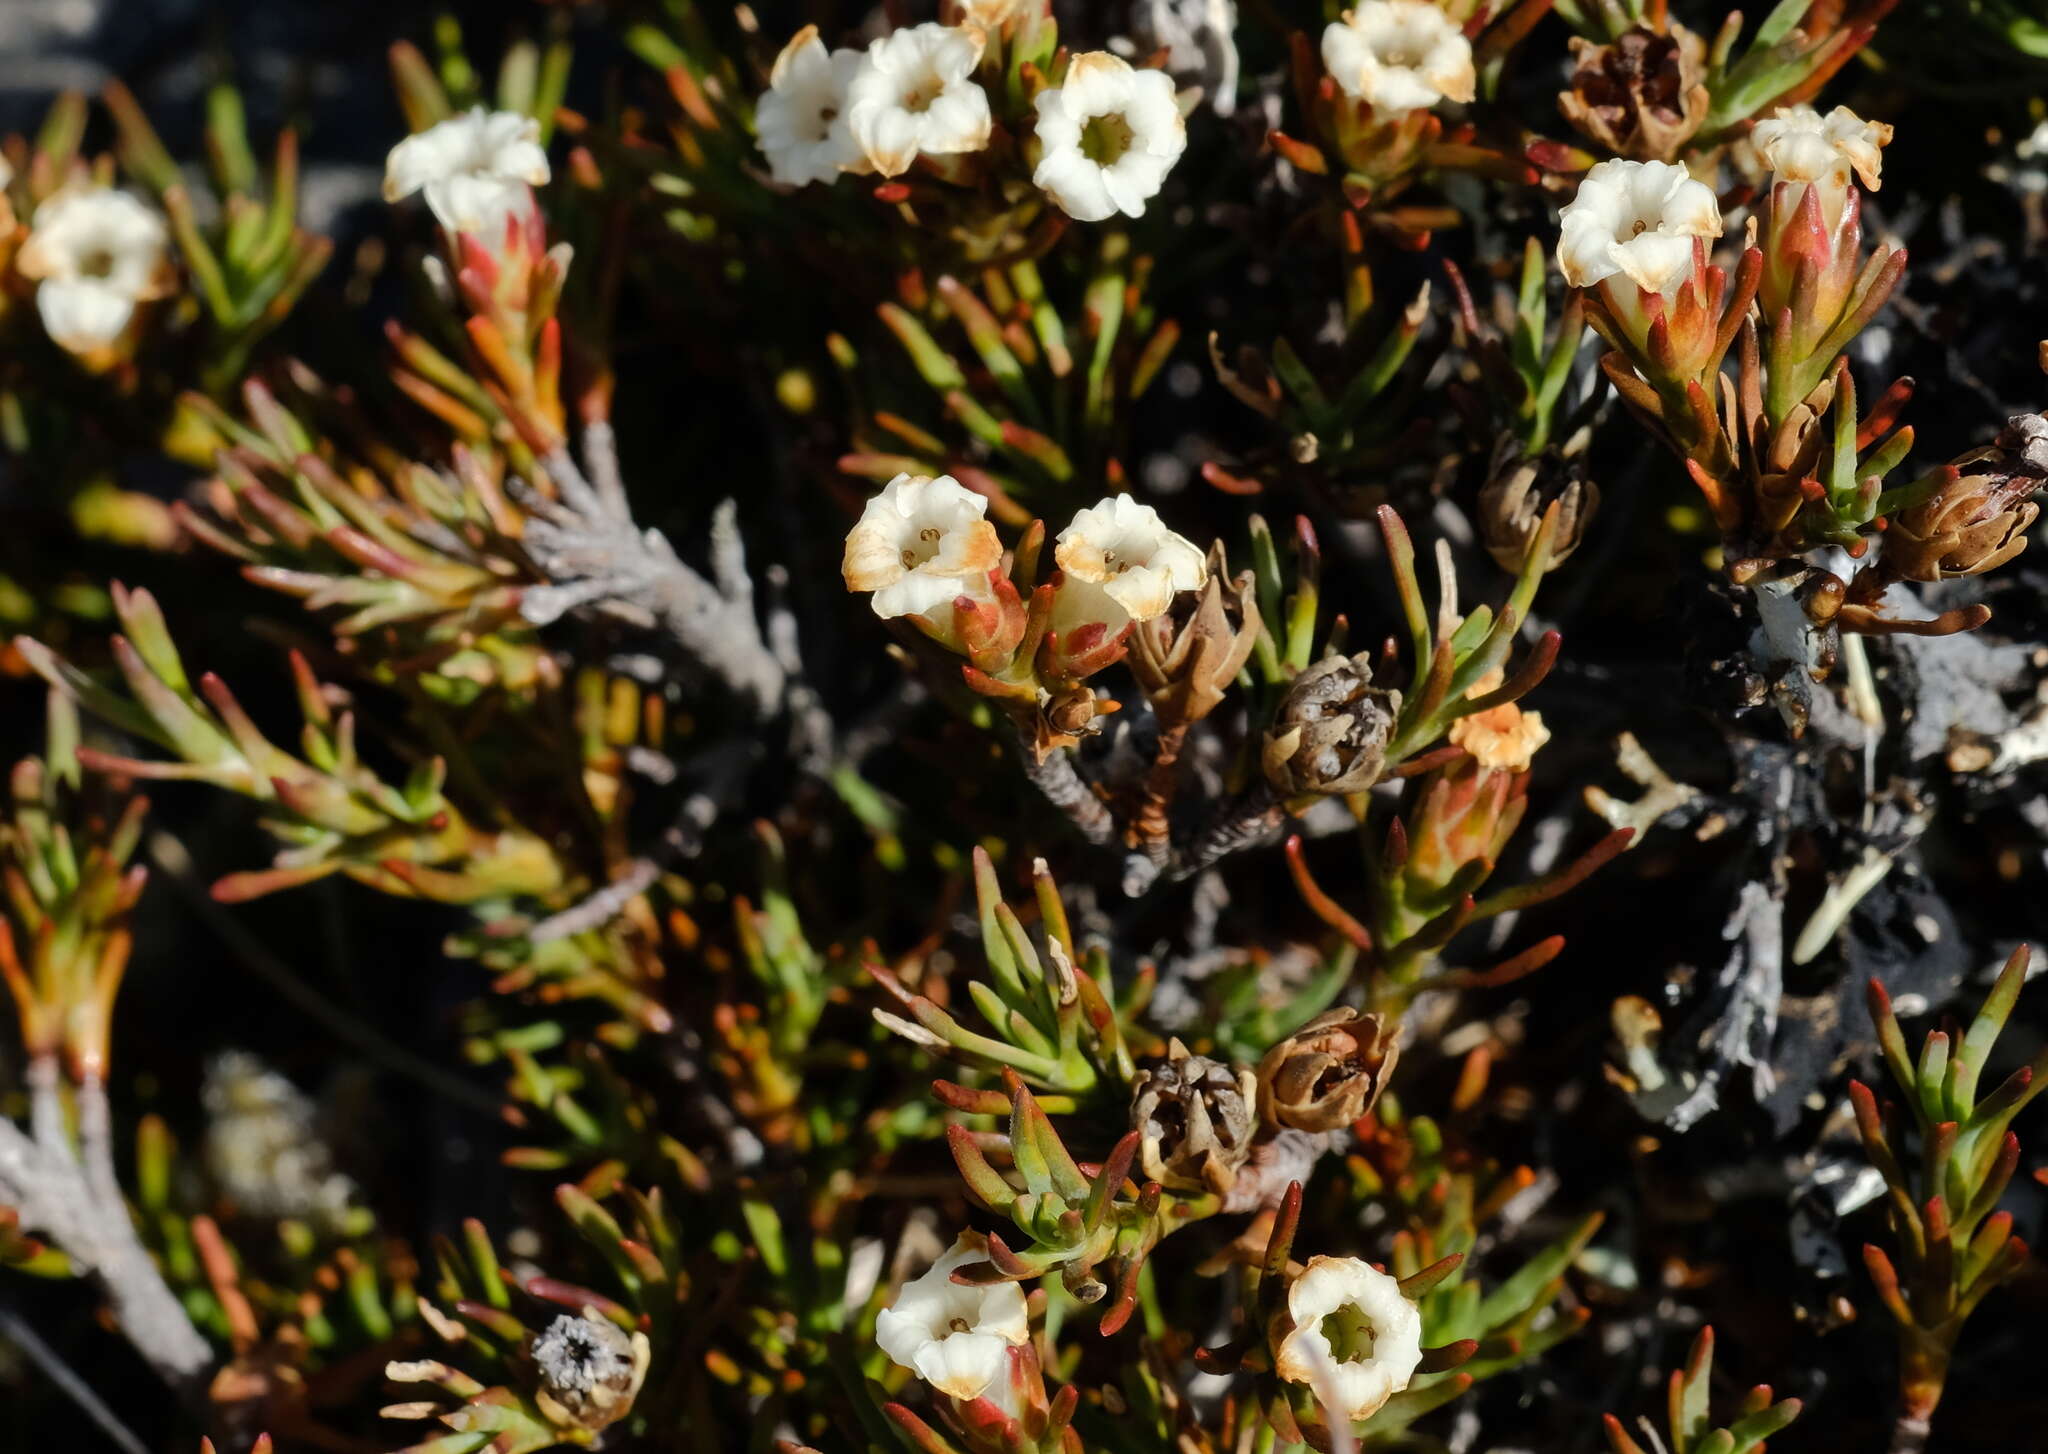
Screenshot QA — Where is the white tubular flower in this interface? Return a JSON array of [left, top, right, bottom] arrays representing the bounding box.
[[1753, 105, 1890, 192], [17, 188, 170, 354], [757, 26, 869, 186], [846, 23, 993, 178], [1273, 1256, 1424, 1423], [874, 1232, 1029, 1403], [383, 106, 550, 243], [842, 473, 1004, 619], [1031, 53, 1186, 223], [1555, 158, 1721, 296], [1320, 1, 1475, 115], [1053, 495, 1207, 635]]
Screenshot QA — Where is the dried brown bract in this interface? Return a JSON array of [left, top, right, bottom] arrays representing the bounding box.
[[1477, 439, 1600, 573], [1128, 543, 1264, 727], [1256, 1010, 1399, 1133], [1882, 414, 2047, 582]]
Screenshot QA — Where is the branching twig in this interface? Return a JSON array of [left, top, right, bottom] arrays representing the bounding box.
[[0, 1057, 213, 1399], [518, 432, 788, 716]]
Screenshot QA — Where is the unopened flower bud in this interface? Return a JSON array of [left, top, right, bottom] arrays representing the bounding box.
[[530, 1311, 650, 1432], [1558, 24, 1708, 163], [1256, 1010, 1398, 1133], [1476, 441, 1600, 573], [1884, 414, 2047, 583], [1130, 1040, 1257, 1196], [1128, 544, 1263, 726], [1262, 653, 1400, 797]]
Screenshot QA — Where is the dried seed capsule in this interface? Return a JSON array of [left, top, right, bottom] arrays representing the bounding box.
[[530, 1310, 651, 1432], [1883, 414, 2047, 582], [1477, 441, 1599, 574], [1262, 653, 1401, 797], [1558, 24, 1709, 163], [1255, 1010, 1399, 1133], [1130, 1040, 1258, 1196]]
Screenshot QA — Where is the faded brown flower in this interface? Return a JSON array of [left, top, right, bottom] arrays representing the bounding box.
[[1130, 1040, 1258, 1196], [1884, 414, 2047, 583], [1559, 25, 1709, 164], [1256, 1010, 1399, 1133], [1477, 440, 1600, 574], [1262, 653, 1401, 797]]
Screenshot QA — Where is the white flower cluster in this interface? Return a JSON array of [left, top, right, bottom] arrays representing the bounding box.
[[840, 474, 1206, 636], [383, 106, 551, 248], [1752, 103, 1891, 230], [757, 23, 1187, 222], [16, 181, 172, 355], [1321, 1, 1475, 116]]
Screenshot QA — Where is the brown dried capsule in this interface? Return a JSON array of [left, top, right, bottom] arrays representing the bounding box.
[[1255, 1010, 1399, 1133], [1130, 1040, 1258, 1196], [1262, 653, 1401, 797], [1558, 24, 1709, 163], [1883, 414, 2047, 583]]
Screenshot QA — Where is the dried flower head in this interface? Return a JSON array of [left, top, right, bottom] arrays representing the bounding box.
[[1477, 444, 1600, 573], [530, 1310, 651, 1432], [1447, 668, 1549, 772], [16, 187, 171, 354], [383, 106, 550, 243], [1130, 1040, 1258, 1196], [1883, 414, 2047, 583], [1052, 495, 1208, 634], [757, 26, 869, 186], [1262, 652, 1401, 797], [1273, 1256, 1424, 1422], [1320, 1, 1476, 115], [1558, 24, 1709, 163], [874, 1232, 1029, 1403], [842, 473, 1004, 620], [201, 1050, 359, 1229], [846, 23, 994, 178], [1256, 1010, 1398, 1133], [1032, 52, 1186, 222], [1555, 158, 1721, 296]]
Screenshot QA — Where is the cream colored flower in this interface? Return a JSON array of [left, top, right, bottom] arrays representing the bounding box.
[[383, 106, 550, 243], [757, 26, 869, 186], [874, 1232, 1029, 1403], [846, 23, 993, 178], [17, 187, 170, 354], [842, 473, 1004, 619], [1555, 157, 1721, 296], [1032, 53, 1186, 222], [1053, 496, 1207, 631], [1448, 669, 1549, 772], [1320, 1, 1475, 114], [1274, 1256, 1424, 1423], [1752, 104, 1890, 193]]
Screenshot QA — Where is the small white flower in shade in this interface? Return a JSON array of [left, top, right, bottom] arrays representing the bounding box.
[[1555, 158, 1721, 296], [16, 188, 170, 354], [1752, 105, 1890, 194], [1273, 1256, 1424, 1423], [842, 473, 1005, 619], [757, 26, 869, 186], [1321, 1, 1475, 115], [874, 1232, 1029, 1403], [383, 106, 550, 243], [846, 23, 993, 178], [1031, 53, 1186, 222], [950, 0, 1040, 25], [1053, 495, 1208, 630]]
